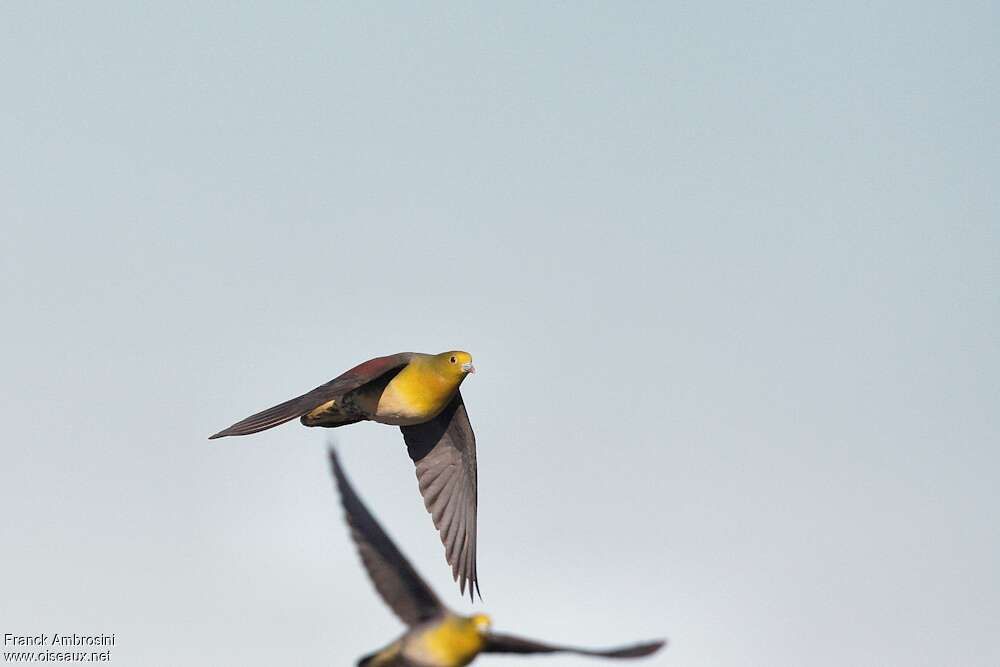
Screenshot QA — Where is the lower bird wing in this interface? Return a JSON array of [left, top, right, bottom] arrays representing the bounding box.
[[328, 448, 445, 628], [482, 633, 666, 659], [400, 391, 479, 600], [208, 353, 413, 439]]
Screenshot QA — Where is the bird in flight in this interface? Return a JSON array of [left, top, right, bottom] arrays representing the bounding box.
[[210, 351, 480, 598], [328, 448, 667, 667]]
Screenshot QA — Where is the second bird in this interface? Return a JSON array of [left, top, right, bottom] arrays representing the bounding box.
[[328, 448, 666, 667], [210, 350, 480, 597]]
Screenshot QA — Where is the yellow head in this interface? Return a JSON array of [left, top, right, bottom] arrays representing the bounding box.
[[433, 350, 475, 378], [469, 613, 492, 635]]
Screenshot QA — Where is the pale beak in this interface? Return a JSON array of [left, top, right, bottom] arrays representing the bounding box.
[[461, 362, 475, 374]]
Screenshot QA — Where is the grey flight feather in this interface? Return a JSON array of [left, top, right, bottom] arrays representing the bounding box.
[[400, 392, 480, 601], [482, 634, 666, 659]]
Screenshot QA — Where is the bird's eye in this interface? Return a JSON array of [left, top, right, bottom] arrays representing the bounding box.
[[450, 356, 457, 364]]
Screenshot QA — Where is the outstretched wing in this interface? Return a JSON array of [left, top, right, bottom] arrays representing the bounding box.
[[328, 448, 445, 628], [209, 353, 413, 439], [400, 392, 479, 600], [483, 633, 666, 659]]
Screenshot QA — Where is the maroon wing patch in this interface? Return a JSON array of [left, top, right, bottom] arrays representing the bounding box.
[[208, 352, 414, 439]]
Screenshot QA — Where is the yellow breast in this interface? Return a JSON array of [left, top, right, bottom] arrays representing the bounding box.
[[410, 616, 485, 667], [371, 358, 460, 425]]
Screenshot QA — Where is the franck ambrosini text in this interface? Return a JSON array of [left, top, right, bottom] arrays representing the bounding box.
[[4, 633, 115, 663]]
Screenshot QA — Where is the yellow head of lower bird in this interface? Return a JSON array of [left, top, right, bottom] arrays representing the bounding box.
[[420, 613, 493, 667], [433, 350, 475, 379]]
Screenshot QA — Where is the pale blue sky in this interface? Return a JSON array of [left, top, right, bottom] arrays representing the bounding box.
[[2, 3, 998, 665]]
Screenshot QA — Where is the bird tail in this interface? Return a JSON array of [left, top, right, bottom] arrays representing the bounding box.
[[356, 641, 403, 667], [208, 391, 322, 439]]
